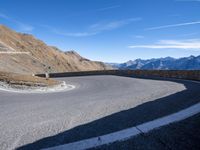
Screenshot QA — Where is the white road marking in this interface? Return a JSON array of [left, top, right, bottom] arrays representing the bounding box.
[[44, 102, 200, 150], [137, 102, 200, 133]]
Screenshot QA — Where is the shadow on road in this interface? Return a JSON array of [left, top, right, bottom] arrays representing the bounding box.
[[17, 77, 200, 150]]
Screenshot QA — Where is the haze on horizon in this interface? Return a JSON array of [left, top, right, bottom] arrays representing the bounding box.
[[0, 0, 199, 63]]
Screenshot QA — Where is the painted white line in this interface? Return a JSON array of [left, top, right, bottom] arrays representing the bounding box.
[[48, 127, 140, 150], [44, 102, 200, 150], [137, 102, 200, 133]]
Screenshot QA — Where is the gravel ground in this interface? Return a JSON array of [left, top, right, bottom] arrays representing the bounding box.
[[0, 81, 74, 93], [0, 75, 199, 150]]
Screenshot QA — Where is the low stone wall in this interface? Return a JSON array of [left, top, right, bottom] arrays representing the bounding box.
[[123, 70, 200, 81], [36, 70, 200, 81]]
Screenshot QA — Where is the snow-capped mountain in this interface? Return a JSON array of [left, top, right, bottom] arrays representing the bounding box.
[[108, 55, 200, 70]]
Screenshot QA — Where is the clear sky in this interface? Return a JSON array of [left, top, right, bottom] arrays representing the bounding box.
[[0, 0, 200, 63]]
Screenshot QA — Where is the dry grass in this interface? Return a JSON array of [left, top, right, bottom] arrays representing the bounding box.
[[0, 71, 59, 87]]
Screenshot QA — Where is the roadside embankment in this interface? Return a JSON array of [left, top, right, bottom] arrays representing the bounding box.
[[0, 71, 75, 93], [0, 71, 59, 88]]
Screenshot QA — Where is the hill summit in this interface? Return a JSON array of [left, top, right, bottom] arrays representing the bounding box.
[[0, 25, 110, 74]]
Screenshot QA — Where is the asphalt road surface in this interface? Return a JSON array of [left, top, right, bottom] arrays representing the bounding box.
[[94, 113, 200, 150], [0, 75, 199, 150]]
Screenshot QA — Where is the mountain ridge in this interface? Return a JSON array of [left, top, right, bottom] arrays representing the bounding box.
[[108, 55, 200, 70], [0, 25, 110, 74]]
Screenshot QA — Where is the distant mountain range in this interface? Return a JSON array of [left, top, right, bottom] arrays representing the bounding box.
[[107, 55, 200, 70]]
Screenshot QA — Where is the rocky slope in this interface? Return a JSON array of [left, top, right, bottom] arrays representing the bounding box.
[[0, 25, 110, 74]]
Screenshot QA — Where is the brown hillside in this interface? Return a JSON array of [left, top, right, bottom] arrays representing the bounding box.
[[0, 25, 111, 74]]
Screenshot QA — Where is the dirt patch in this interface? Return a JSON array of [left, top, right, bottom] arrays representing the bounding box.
[[0, 71, 60, 88]]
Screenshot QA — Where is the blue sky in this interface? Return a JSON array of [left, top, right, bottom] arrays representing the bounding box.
[[0, 0, 200, 63]]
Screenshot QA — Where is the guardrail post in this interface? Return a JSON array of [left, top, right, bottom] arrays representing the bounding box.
[[45, 72, 49, 80]]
